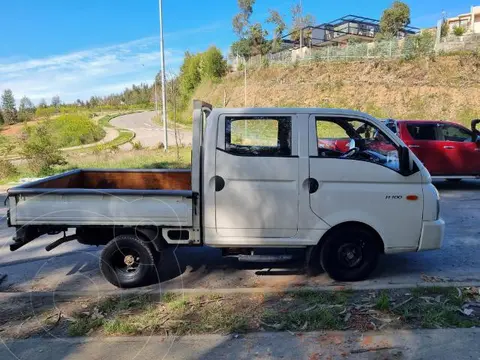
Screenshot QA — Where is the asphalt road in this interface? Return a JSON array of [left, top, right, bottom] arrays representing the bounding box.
[[110, 111, 192, 148], [0, 180, 479, 293]]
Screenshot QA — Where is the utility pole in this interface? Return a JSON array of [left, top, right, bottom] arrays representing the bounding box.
[[158, 0, 168, 150], [154, 81, 158, 116], [244, 59, 247, 107]]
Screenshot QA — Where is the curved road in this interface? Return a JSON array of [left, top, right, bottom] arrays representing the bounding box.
[[111, 111, 192, 149]]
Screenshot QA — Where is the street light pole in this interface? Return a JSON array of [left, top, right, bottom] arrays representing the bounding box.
[[154, 81, 158, 116], [158, 0, 168, 150]]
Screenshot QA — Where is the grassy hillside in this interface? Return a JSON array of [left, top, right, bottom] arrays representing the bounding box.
[[188, 54, 480, 127]]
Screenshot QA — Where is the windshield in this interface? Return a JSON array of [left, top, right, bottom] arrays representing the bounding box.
[[316, 117, 400, 172]]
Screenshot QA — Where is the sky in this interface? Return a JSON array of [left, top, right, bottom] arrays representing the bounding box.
[[0, 0, 475, 104]]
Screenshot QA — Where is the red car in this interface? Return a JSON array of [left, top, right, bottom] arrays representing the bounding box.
[[384, 119, 480, 179]]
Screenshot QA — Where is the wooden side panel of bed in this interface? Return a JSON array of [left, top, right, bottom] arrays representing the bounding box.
[[81, 171, 191, 190]]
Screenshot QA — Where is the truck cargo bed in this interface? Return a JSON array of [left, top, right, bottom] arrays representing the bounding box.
[[7, 169, 193, 227]]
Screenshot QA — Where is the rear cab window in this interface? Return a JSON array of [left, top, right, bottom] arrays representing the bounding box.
[[406, 124, 437, 140], [225, 116, 292, 156]]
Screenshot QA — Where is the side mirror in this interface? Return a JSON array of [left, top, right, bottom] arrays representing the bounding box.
[[471, 119, 479, 142], [399, 146, 412, 176]]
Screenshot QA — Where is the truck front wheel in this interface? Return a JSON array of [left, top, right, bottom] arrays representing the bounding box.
[[320, 226, 379, 282], [100, 235, 157, 288]]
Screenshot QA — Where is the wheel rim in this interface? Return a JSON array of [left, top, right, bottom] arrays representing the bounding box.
[[337, 242, 363, 268], [111, 247, 141, 275]]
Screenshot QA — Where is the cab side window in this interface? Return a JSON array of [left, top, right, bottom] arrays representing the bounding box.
[[315, 117, 400, 172], [225, 116, 292, 156], [441, 125, 472, 142], [406, 124, 437, 140]]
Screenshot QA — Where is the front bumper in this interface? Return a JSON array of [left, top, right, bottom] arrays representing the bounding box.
[[417, 218, 445, 251]]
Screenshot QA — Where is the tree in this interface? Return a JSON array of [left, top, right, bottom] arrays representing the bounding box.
[[179, 52, 202, 98], [88, 96, 100, 108], [231, 38, 253, 58], [21, 123, 65, 175], [248, 23, 271, 55], [379, 1, 411, 38], [267, 9, 286, 51], [165, 73, 182, 158], [440, 14, 449, 38], [200, 46, 228, 81], [0, 111, 4, 125], [1, 89, 17, 125], [453, 26, 466, 36], [232, 0, 256, 37], [290, 1, 316, 43], [231, 0, 266, 58], [51, 95, 61, 108], [18, 96, 36, 122], [38, 98, 47, 108]]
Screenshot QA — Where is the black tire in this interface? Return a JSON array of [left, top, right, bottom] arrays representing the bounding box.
[[100, 234, 156, 288], [305, 246, 324, 276], [320, 226, 380, 282], [446, 178, 462, 182]]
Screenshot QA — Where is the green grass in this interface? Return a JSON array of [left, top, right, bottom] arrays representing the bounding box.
[[97, 114, 119, 128], [287, 289, 352, 305], [94, 130, 135, 151], [0, 147, 191, 185], [66, 147, 191, 170], [59, 287, 480, 337], [68, 317, 104, 337], [43, 114, 105, 148], [393, 286, 478, 328], [375, 291, 390, 310], [261, 307, 343, 331]]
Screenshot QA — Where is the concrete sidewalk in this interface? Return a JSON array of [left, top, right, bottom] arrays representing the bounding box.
[[1, 329, 479, 360]]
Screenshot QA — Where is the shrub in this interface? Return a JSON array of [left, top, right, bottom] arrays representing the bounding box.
[[0, 134, 14, 156], [402, 31, 435, 60], [200, 46, 228, 81], [0, 159, 18, 180], [453, 26, 466, 37], [132, 141, 143, 150], [21, 123, 66, 175], [35, 106, 56, 118], [48, 114, 105, 148]]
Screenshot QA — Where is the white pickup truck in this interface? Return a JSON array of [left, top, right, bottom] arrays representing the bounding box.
[[6, 101, 445, 288]]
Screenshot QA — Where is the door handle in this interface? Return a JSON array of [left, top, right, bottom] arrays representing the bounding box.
[[307, 178, 319, 194], [443, 146, 455, 149], [408, 145, 420, 148], [214, 176, 225, 192]]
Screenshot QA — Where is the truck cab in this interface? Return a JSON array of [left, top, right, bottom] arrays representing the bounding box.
[[6, 102, 445, 288], [384, 119, 480, 179]]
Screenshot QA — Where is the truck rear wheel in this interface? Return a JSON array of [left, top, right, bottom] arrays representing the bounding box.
[[320, 226, 379, 282], [100, 234, 156, 288]]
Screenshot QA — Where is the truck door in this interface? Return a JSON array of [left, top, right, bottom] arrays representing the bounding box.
[[402, 123, 449, 175], [308, 114, 423, 251], [214, 114, 299, 238], [438, 123, 478, 175]]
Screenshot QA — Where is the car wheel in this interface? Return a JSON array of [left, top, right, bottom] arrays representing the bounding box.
[[100, 234, 156, 288], [320, 226, 379, 282]]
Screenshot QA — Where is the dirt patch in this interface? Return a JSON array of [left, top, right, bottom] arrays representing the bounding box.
[[1, 120, 41, 137], [190, 55, 480, 127]]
